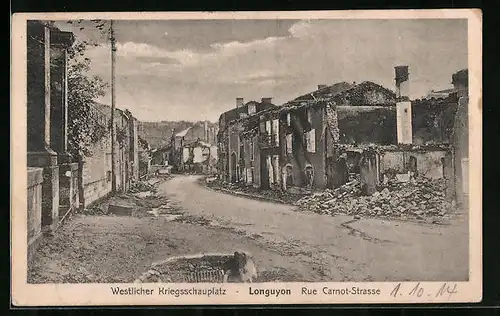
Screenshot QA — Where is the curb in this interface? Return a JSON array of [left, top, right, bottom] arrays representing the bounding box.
[[204, 185, 291, 205]]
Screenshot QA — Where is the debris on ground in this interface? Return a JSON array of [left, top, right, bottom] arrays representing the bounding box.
[[295, 177, 452, 221], [129, 180, 158, 194], [81, 178, 180, 218], [205, 178, 306, 204]]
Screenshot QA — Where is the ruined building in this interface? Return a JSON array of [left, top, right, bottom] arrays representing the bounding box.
[[217, 97, 275, 183], [216, 67, 467, 210], [26, 21, 140, 260]]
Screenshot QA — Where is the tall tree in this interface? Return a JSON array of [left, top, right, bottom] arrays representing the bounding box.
[[64, 20, 111, 159]]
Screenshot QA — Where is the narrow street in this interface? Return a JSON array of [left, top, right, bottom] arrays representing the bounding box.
[[159, 175, 469, 282], [28, 175, 468, 284]]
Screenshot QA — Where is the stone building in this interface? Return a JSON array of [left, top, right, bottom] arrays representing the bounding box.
[[26, 21, 140, 259], [336, 68, 465, 200], [168, 121, 218, 173], [216, 68, 466, 207], [84, 104, 140, 204], [180, 139, 218, 174], [266, 81, 398, 192], [27, 21, 76, 258], [217, 98, 275, 183]]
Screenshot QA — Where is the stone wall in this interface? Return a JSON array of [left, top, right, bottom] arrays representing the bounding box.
[[183, 124, 207, 144], [337, 106, 397, 145], [412, 99, 457, 145], [27, 167, 43, 261], [380, 149, 448, 180], [452, 95, 469, 209], [41, 165, 60, 230], [81, 135, 112, 207]]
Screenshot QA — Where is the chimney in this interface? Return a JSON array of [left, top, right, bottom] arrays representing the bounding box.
[[204, 121, 209, 143], [236, 97, 244, 108], [261, 97, 273, 103], [317, 84, 327, 90], [394, 65, 410, 101], [395, 66, 412, 144]]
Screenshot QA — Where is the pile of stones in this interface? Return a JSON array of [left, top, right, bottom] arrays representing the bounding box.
[[295, 177, 452, 220], [129, 181, 157, 193], [294, 179, 361, 215]]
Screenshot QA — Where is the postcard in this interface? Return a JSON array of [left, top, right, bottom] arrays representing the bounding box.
[[11, 9, 482, 306]]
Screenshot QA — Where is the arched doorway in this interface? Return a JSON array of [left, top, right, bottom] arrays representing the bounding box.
[[305, 164, 314, 189], [283, 164, 293, 190], [230, 152, 237, 183]]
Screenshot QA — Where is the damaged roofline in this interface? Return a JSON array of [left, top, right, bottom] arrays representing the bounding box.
[[334, 143, 451, 153]]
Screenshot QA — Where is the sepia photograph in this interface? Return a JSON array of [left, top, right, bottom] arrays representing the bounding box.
[[11, 10, 482, 306]]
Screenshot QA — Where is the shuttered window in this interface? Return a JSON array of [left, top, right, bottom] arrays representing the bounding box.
[[272, 155, 280, 184], [247, 167, 253, 184], [306, 129, 316, 153], [265, 120, 272, 135], [286, 134, 293, 154], [272, 119, 279, 146], [266, 156, 274, 185]]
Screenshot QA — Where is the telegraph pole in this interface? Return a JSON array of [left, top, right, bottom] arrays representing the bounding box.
[[110, 20, 117, 193]]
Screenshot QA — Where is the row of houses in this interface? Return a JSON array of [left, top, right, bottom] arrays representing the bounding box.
[[26, 21, 141, 260], [150, 121, 218, 175], [217, 66, 469, 209]]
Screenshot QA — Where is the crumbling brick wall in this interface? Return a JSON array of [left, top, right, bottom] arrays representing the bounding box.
[[337, 106, 397, 145], [379, 149, 448, 180], [412, 99, 457, 145]]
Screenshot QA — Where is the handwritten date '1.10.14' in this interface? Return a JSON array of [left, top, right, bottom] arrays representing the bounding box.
[[390, 282, 458, 300]]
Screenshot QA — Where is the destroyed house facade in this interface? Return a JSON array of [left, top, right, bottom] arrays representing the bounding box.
[[180, 139, 218, 174], [217, 98, 275, 183], [168, 121, 218, 173], [270, 81, 399, 192], [332, 68, 466, 201], [216, 68, 467, 210]]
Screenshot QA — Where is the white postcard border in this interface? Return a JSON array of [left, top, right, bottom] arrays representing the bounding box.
[[11, 9, 482, 306]]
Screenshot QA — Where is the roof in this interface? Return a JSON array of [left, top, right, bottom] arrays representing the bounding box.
[[292, 82, 355, 101], [183, 139, 214, 148], [175, 127, 192, 137], [424, 88, 457, 100], [432, 88, 457, 94], [334, 143, 451, 153], [92, 102, 133, 120], [259, 81, 396, 117], [219, 100, 275, 124], [413, 92, 459, 106], [288, 81, 395, 105], [156, 143, 173, 152]]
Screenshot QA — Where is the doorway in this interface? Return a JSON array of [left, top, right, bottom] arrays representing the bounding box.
[[230, 152, 237, 183]]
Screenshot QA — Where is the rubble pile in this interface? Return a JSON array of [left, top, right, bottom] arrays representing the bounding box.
[[296, 177, 452, 220], [129, 181, 157, 194], [294, 179, 361, 214], [206, 178, 305, 204]]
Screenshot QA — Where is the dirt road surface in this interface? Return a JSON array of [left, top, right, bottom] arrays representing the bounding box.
[[28, 175, 468, 283]]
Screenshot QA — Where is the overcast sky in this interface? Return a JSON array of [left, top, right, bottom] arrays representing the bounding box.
[[56, 19, 468, 122]]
